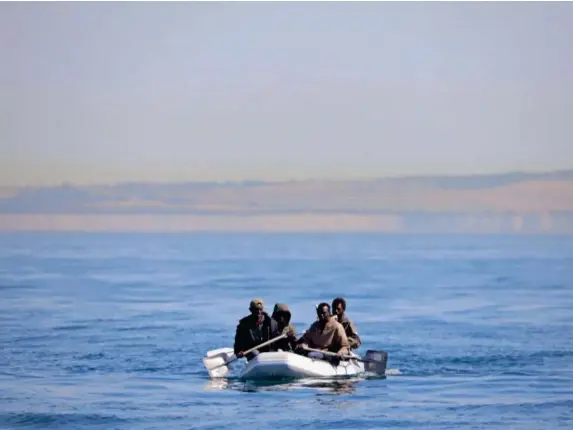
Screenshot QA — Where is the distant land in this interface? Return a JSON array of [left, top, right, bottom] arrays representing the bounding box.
[[0, 170, 572, 233]]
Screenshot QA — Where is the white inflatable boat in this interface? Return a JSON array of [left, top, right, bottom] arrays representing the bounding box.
[[239, 350, 365, 380], [204, 347, 366, 380]]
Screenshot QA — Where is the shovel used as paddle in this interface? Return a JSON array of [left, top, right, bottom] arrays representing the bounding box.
[[203, 333, 287, 378], [303, 347, 388, 375]]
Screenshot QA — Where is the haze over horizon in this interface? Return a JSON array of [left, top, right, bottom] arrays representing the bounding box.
[[2, 2, 573, 187], [2, 167, 573, 189]]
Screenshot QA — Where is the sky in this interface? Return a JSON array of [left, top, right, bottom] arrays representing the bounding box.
[[1, 2, 572, 186]]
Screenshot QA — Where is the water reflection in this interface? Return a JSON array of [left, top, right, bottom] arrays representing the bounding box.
[[204, 377, 362, 394], [204, 378, 230, 391], [296, 378, 358, 395]]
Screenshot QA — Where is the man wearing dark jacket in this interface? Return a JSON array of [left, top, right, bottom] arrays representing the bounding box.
[[234, 298, 281, 361], [271, 303, 297, 352]]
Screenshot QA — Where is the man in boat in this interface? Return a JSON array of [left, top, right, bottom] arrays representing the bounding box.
[[271, 303, 297, 352], [295, 302, 350, 361], [234, 298, 281, 361], [331, 297, 362, 350]]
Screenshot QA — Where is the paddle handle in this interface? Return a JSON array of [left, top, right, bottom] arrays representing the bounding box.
[[228, 333, 288, 364], [303, 346, 363, 362]]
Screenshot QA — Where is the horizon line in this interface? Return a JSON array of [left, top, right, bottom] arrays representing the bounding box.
[[2, 167, 572, 188]]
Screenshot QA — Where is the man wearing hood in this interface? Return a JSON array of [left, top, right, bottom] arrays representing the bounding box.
[[234, 298, 281, 361], [271, 303, 297, 352], [332, 297, 362, 350]]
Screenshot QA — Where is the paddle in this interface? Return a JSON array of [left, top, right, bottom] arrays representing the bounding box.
[[203, 333, 287, 378], [302, 347, 388, 375]]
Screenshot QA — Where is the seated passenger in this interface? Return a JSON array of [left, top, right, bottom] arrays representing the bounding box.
[[272, 303, 297, 352], [296, 302, 349, 357], [234, 298, 280, 361], [332, 297, 362, 349]]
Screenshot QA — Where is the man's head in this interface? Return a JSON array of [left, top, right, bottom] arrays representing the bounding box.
[[272, 303, 291, 327], [332, 297, 346, 319], [316, 302, 331, 323], [249, 298, 264, 317]]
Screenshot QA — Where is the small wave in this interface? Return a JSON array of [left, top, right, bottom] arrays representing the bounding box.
[[113, 324, 177, 332], [0, 412, 130, 428], [74, 352, 105, 360], [53, 324, 90, 332], [64, 364, 99, 373], [385, 368, 402, 376], [531, 350, 573, 359], [0, 284, 37, 290]]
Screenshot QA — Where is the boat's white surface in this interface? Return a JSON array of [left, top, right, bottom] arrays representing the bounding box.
[[238, 351, 365, 380]]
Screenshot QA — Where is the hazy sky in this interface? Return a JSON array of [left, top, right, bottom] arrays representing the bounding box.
[[1, 2, 572, 186]]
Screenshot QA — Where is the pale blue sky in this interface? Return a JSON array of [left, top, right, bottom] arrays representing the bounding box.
[[1, 2, 572, 186]]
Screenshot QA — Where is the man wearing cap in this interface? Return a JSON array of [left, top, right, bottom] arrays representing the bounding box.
[[233, 299, 281, 361]]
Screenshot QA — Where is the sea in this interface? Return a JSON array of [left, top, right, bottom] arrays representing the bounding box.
[[0, 233, 571, 429]]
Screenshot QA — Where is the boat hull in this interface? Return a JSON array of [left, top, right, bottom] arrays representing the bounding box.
[[238, 351, 365, 380]]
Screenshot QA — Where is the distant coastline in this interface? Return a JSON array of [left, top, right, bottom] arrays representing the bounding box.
[[1, 170, 572, 233]]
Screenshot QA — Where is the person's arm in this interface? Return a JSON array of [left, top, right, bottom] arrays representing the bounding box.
[[347, 320, 362, 349], [234, 322, 245, 356], [271, 318, 281, 338], [334, 324, 350, 356], [268, 318, 282, 351], [295, 326, 310, 349], [286, 325, 297, 351]]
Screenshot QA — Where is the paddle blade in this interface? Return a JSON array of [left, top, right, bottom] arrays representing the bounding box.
[[205, 347, 234, 358], [204, 360, 231, 378], [202, 350, 236, 378], [364, 350, 388, 375]]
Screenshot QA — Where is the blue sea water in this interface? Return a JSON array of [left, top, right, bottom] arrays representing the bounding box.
[[0, 233, 572, 429]]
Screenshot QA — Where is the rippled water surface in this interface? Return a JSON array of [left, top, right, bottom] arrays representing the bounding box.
[[1, 233, 572, 429]]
